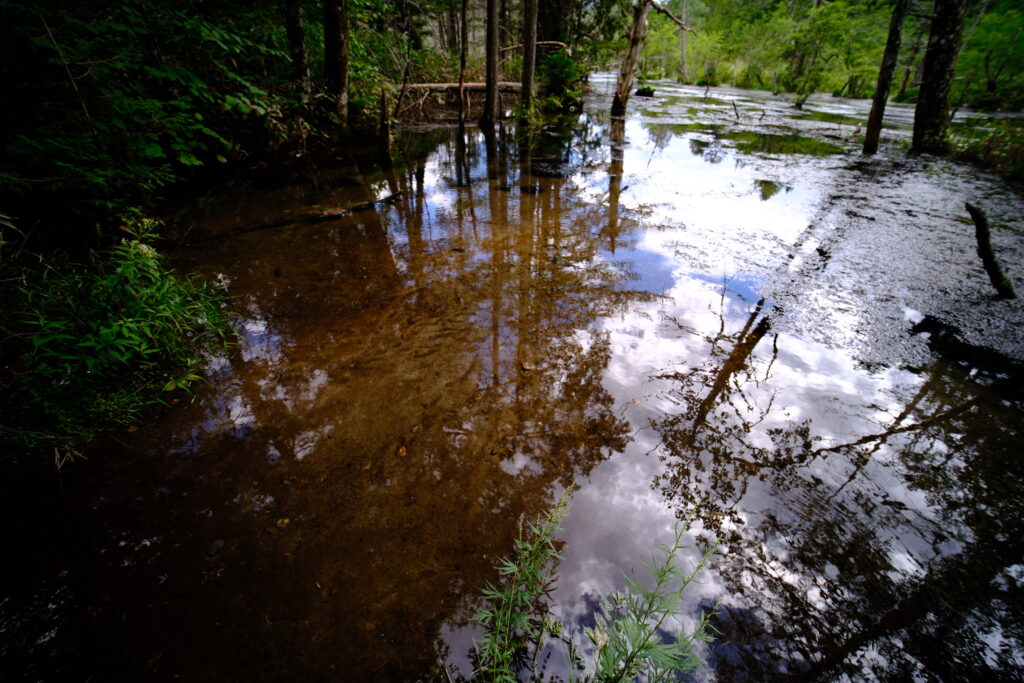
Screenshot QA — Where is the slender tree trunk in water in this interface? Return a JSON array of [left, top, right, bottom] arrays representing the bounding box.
[[863, 0, 910, 154], [339, 0, 349, 123], [378, 89, 392, 167], [458, 0, 468, 122], [283, 0, 311, 102], [323, 0, 349, 123], [605, 118, 626, 252], [520, 0, 538, 116], [481, 0, 499, 125], [912, 0, 969, 154], [679, 0, 688, 83], [613, 0, 652, 117]]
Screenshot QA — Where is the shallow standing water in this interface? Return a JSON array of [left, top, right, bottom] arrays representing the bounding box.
[[4, 74, 1024, 680]]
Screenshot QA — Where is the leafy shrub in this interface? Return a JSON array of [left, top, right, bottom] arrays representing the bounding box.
[[538, 49, 586, 112], [1, 219, 232, 461]]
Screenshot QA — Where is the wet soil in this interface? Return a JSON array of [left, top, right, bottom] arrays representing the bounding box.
[[3, 75, 1024, 681]]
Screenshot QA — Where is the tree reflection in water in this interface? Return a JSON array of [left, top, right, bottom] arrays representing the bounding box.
[[59, 118, 672, 681], [652, 287, 1024, 678]]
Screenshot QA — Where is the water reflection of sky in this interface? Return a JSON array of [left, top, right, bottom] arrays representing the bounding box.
[[444, 79, 1024, 679], [91, 74, 1024, 681]]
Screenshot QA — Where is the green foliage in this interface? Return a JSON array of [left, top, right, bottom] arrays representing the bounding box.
[[574, 524, 717, 682], [472, 494, 718, 682], [952, 118, 1024, 182], [954, 5, 1024, 111], [1, 218, 232, 460], [1, 0, 291, 224], [635, 0, 1021, 113], [538, 49, 587, 112], [473, 489, 573, 681]]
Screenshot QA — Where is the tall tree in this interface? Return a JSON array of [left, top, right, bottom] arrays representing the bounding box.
[[679, 0, 688, 83], [323, 0, 350, 123], [481, 0, 499, 125], [613, 1, 689, 116], [538, 0, 571, 48], [912, 0, 970, 153], [283, 0, 311, 102], [864, 0, 911, 154], [521, 0, 539, 115], [612, 1, 652, 116]]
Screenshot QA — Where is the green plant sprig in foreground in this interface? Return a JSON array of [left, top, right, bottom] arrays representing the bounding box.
[[471, 493, 718, 683], [575, 522, 718, 683], [473, 488, 573, 682]]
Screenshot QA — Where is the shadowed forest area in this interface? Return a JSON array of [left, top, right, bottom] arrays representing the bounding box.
[[2, 0, 1023, 681]]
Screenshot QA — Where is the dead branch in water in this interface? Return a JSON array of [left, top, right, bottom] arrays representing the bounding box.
[[966, 202, 1016, 299]]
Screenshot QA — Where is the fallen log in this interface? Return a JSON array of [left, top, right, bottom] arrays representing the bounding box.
[[965, 202, 1016, 299], [182, 194, 404, 246], [401, 82, 522, 91]]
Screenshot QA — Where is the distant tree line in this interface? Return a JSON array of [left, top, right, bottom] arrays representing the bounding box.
[[638, 0, 1022, 114]]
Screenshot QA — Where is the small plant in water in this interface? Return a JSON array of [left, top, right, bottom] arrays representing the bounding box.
[[473, 490, 573, 681], [472, 492, 717, 682]]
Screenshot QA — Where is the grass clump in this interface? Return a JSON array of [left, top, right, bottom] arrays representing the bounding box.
[[1, 218, 232, 463], [793, 110, 866, 127], [472, 491, 718, 682], [726, 131, 845, 156]]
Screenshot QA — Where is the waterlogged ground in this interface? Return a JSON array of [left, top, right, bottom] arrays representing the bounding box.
[[4, 74, 1024, 680]]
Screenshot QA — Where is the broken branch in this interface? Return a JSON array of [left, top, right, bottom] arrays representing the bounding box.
[[650, 2, 694, 32], [966, 202, 1016, 299]]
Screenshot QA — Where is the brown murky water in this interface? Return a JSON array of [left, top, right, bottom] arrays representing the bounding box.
[[4, 74, 1024, 680]]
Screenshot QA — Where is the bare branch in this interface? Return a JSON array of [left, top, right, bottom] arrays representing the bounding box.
[[650, 1, 694, 33], [500, 40, 569, 53]]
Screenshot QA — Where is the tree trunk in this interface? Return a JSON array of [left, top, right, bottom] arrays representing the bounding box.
[[458, 0, 468, 122], [283, 0, 311, 102], [679, 0, 688, 83], [612, 0, 652, 117], [481, 0, 499, 125], [912, 0, 970, 154], [863, 0, 910, 154], [323, 0, 349, 123], [447, 1, 458, 52], [538, 0, 569, 47], [339, 0, 349, 123], [520, 0, 538, 116]]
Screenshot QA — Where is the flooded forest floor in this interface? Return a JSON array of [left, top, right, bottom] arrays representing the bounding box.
[[3, 73, 1024, 681]]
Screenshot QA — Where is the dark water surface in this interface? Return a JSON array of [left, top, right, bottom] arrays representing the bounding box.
[[4, 74, 1024, 680]]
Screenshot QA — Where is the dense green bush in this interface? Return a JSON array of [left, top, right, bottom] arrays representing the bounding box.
[[539, 49, 587, 112], [0, 0, 293, 228], [1, 219, 231, 462]]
